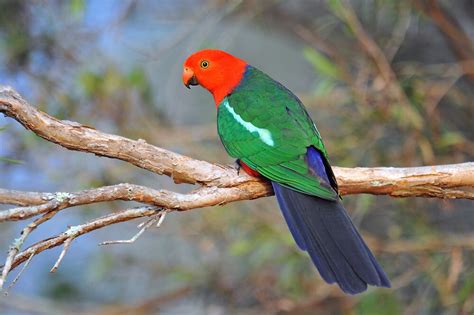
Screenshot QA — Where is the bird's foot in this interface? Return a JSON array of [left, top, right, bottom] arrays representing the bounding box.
[[234, 159, 242, 175]]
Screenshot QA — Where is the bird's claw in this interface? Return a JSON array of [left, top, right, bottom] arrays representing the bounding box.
[[234, 159, 242, 175]]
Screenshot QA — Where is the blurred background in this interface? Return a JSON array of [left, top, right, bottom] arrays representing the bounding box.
[[0, 0, 473, 314]]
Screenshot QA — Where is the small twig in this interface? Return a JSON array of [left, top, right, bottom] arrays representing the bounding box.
[[4, 251, 35, 295], [156, 209, 169, 227], [99, 209, 170, 245], [336, 0, 422, 129], [384, 5, 412, 62], [137, 217, 155, 229], [100, 214, 160, 245], [0, 209, 60, 289], [50, 238, 73, 273], [414, 0, 474, 84], [0, 198, 61, 221], [8, 207, 160, 273]]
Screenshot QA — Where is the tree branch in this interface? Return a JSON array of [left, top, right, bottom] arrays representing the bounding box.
[[0, 183, 270, 222], [5, 206, 162, 273], [335, 164, 474, 199], [0, 85, 251, 188], [1, 84, 474, 290], [1, 85, 473, 200]]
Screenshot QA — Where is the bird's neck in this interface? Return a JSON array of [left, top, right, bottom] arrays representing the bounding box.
[[212, 64, 249, 107], [213, 89, 232, 107]]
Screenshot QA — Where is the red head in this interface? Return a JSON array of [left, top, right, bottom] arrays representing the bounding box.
[[182, 49, 247, 105]]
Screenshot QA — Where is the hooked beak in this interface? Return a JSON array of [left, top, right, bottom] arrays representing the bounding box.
[[182, 67, 199, 89]]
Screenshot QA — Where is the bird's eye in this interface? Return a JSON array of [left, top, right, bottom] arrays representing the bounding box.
[[200, 60, 209, 68]]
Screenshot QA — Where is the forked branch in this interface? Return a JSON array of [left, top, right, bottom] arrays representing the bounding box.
[[1, 85, 472, 200], [0, 85, 473, 291]]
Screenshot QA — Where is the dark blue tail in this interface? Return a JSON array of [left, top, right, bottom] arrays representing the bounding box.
[[272, 182, 391, 294]]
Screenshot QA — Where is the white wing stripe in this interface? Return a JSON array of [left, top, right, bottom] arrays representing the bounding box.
[[223, 99, 275, 147]]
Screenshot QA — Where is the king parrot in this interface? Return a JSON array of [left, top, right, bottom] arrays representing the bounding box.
[[182, 49, 390, 294]]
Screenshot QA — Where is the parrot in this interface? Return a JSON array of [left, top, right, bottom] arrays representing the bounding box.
[[182, 49, 390, 294]]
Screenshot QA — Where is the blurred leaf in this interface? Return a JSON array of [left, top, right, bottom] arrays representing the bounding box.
[[313, 78, 336, 96], [458, 273, 474, 302], [389, 103, 423, 130], [277, 256, 307, 296], [87, 253, 116, 281], [169, 267, 196, 282], [5, 31, 30, 68], [103, 68, 122, 95], [0, 157, 23, 164], [438, 131, 465, 148], [79, 71, 102, 97], [326, 0, 344, 15], [128, 67, 153, 102], [128, 68, 147, 88], [357, 291, 401, 315], [303, 47, 339, 79], [252, 240, 279, 266], [230, 239, 253, 256], [46, 278, 82, 301], [281, 230, 296, 247], [0, 127, 20, 164], [70, 0, 85, 15], [356, 194, 376, 210]]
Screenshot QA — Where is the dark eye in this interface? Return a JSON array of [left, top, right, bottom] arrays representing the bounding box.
[[200, 60, 209, 68]]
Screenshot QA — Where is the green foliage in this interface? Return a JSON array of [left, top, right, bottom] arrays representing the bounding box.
[[459, 272, 474, 303], [312, 78, 336, 96], [303, 47, 339, 79], [356, 291, 402, 315], [79, 71, 102, 97], [86, 252, 116, 281], [128, 68, 148, 88], [0, 157, 23, 164], [326, 0, 344, 15], [79, 66, 152, 104], [438, 131, 465, 149], [69, 0, 85, 16], [45, 276, 82, 301], [0, 126, 22, 164]]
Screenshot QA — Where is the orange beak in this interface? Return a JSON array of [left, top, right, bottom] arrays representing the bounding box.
[[182, 67, 199, 89]]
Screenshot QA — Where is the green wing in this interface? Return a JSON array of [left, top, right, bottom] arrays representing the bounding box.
[[217, 66, 338, 201]]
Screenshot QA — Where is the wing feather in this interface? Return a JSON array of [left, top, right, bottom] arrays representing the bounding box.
[[217, 66, 338, 200]]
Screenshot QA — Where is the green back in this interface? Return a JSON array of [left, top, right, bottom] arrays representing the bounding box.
[[217, 66, 338, 201]]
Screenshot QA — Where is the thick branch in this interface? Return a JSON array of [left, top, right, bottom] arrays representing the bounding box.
[[1, 85, 473, 200], [0, 183, 271, 222], [1, 84, 474, 290], [0, 190, 47, 206], [0, 86, 250, 188], [336, 164, 474, 199]]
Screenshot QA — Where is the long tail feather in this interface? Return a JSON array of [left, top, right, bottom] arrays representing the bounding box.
[[272, 182, 391, 294]]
